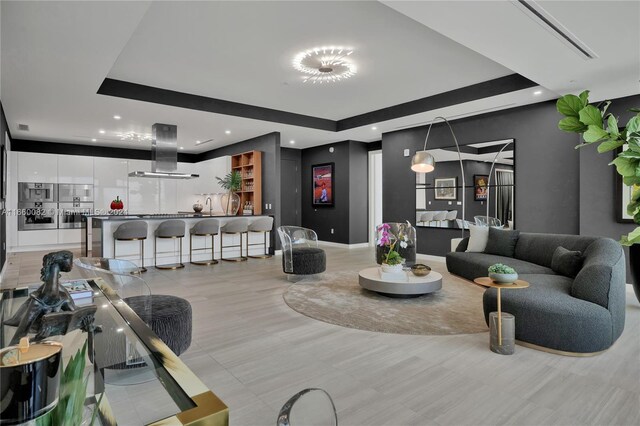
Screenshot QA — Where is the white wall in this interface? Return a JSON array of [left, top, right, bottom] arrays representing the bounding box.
[[8, 152, 231, 250]]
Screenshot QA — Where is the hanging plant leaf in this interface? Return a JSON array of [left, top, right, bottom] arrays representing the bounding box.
[[557, 94, 584, 118], [579, 105, 603, 128]]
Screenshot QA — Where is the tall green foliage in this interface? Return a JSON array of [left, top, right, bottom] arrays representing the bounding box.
[[216, 170, 242, 192], [36, 342, 100, 426], [557, 91, 640, 245]]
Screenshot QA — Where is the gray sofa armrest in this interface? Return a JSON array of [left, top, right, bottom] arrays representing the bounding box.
[[455, 237, 470, 252]]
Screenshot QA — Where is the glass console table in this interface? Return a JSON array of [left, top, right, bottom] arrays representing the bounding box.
[[0, 279, 228, 426]]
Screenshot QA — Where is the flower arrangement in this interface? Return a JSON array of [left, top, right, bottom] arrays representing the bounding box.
[[377, 223, 408, 266]]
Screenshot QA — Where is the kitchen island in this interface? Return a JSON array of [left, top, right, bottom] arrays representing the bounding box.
[[82, 214, 274, 267]]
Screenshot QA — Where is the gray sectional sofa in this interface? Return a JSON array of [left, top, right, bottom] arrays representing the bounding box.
[[446, 233, 626, 354]]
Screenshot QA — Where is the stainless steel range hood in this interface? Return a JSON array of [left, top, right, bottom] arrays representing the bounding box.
[[128, 123, 199, 179]]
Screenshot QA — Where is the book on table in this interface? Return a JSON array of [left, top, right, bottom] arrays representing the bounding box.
[[61, 279, 94, 302]]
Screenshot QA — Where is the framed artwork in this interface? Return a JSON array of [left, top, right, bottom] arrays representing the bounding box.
[[434, 177, 457, 200], [312, 162, 334, 206], [474, 174, 489, 201], [616, 147, 635, 223]]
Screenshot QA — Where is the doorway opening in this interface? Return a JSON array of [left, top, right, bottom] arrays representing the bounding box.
[[368, 150, 382, 245]]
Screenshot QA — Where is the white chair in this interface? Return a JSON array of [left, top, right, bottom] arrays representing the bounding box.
[[474, 216, 502, 227], [433, 211, 448, 226], [419, 211, 435, 226], [445, 210, 458, 222], [277, 388, 337, 426], [277, 226, 326, 276]]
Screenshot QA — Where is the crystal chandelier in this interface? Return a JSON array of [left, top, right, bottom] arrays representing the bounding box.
[[292, 46, 356, 84]]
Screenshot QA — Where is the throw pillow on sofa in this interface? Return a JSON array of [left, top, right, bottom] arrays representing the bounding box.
[[551, 246, 584, 278], [466, 224, 490, 252], [484, 227, 520, 257]]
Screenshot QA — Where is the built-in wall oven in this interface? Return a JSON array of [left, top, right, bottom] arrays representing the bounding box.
[[18, 183, 58, 231], [58, 184, 94, 229]]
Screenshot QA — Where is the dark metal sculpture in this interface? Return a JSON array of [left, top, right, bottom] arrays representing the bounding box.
[[4, 250, 97, 345]]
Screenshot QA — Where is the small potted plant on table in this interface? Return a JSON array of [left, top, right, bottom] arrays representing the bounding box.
[[488, 263, 518, 284]]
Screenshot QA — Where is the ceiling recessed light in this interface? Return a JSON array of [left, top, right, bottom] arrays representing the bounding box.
[[179, 147, 184, 150], [533, 90, 542, 95], [99, 129, 105, 134], [225, 130, 231, 134], [372, 126, 377, 130], [113, 115, 121, 120], [196, 140, 201, 144], [91, 138, 97, 142], [290, 140, 295, 144]]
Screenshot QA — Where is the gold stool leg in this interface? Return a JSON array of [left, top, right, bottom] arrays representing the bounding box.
[[248, 231, 272, 259], [140, 238, 147, 273]]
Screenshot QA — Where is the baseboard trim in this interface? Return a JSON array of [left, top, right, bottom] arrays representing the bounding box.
[[11, 244, 80, 253], [318, 241, 370, 249]]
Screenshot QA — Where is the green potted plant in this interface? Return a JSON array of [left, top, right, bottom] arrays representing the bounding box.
[[556, 90, 640, 301], [488, 263, 518, 284], [216, 170, 242, 216], [36, 342, 102, 426]]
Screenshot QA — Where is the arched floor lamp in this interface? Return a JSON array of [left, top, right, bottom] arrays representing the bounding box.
[[411, 116, 466, 238]]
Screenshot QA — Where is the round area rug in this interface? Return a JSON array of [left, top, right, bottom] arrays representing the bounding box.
[[283, 270, 488, 335]]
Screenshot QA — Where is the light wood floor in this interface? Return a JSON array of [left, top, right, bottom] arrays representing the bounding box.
[[2, 248, 639, 426]]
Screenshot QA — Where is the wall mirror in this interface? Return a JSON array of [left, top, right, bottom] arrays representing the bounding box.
[[415, 139, 515, 229]]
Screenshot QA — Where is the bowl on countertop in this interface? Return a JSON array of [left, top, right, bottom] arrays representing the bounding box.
[[411, 264, 431, 277], [489, 272, 518, 283]]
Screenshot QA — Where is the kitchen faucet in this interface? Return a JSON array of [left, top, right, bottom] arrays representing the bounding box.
[[205, 196, 212, 215]]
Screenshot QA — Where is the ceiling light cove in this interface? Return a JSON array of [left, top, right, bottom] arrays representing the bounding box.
[[292, 46, 356, 84]]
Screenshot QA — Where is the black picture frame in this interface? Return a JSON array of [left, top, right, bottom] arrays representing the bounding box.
[[615, 148, 634, 223], [312, 162, 334, 207], [474, 174, 489, 201], [434, 177, 457, 200]]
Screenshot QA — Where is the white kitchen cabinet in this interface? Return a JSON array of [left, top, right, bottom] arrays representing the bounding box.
[[94, 157, 129, 212], [17, 152, 58, 183], [127, 160, 158, 214], [57, 155, 94, 184], [18, 229, 58, 246], [58, 229, 82, 244]]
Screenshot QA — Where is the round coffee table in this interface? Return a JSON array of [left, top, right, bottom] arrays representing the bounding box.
[[358, 267, 442, 298]]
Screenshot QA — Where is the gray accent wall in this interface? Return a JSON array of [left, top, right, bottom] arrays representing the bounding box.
[[382, 100, 580, 255], [301, 140, 369, 244], [199, 132, 281, 251], [579, 94, 639, 282], [280, 147, 302, 227]]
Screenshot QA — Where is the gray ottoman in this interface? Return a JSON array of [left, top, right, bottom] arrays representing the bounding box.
[[283, 247, 326, 275], [125, 294, 192, 356]]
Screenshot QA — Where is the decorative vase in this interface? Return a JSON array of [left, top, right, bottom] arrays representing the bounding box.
[[381, 263, 403, 274], [220, 192, 241, 216], [630, 244, 640, 303], [489, 272, 518, 284], [193, 203, 203, 213]]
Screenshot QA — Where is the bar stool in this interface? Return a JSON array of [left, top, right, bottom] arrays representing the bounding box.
[[154, 220, 186, 270], [189, 219, 219, 265], [220, 218, 249, 262], [247, 217, 274, 258], [113, 221, 148, 273]]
